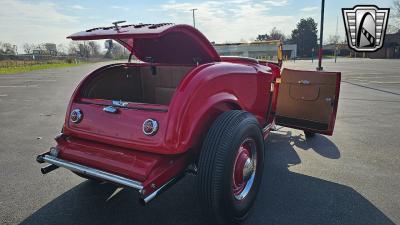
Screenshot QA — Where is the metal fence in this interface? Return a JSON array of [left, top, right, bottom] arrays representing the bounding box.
[[0, 54, 103, 69]]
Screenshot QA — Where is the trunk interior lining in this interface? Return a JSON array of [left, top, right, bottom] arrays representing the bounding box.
[[82, 65, 193, 105]]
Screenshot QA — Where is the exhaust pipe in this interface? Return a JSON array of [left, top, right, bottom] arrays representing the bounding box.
[[41, 164, 59, 174], [139, 173, 184, 205]]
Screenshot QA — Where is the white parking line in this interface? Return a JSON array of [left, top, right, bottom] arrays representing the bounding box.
[[369, 81, 400, 84], [0, 85, 39, 88], [348, 76, 400, 79], [24, 80, 57, 82], [25, 79, 57, 82]]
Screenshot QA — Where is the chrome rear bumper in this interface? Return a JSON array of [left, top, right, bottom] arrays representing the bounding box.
[[37, 149, 185, 204], [37, 153, 143, 190]]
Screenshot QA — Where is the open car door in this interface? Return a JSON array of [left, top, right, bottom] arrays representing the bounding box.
[[276, 68, 341, 135]]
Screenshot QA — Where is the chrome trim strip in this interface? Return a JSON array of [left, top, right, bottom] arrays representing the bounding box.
[[80, 101, 168, 112], [43, 155, 143, 190], [112, 100, 129, 107]]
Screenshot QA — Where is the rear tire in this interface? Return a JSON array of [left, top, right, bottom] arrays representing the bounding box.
[[196, 110, 264, 224]]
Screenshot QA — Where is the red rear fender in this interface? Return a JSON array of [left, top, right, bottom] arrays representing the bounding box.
[[165, 62, 271, 153]]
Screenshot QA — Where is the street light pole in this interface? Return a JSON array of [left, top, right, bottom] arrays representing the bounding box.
[[317, 0, 325, 71], [190, 8, 198, 28]]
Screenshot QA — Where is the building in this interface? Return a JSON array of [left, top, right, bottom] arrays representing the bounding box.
[[213, 41, 297, 60], [322, 32, 400, 59], [367, 32, 400, 59], [322, 43, 353, 57], [32, 43, 58, 56]]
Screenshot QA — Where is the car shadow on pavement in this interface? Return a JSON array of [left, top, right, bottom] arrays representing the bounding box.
[[247, 130, 394, 225], [20, 131, 394, 225]]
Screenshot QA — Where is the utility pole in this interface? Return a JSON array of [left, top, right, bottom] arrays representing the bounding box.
[[317, 0, 325, 71], [334, 14, 338, 63], [190, 8, 198, 28], [83, 41, 87, 59]]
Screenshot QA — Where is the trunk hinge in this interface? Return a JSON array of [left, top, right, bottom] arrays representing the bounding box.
[[145, 57, 157, 75]]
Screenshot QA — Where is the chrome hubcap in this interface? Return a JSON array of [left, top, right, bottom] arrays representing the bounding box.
[[242, 158, 254, 182], [232, 138, 257, 201]]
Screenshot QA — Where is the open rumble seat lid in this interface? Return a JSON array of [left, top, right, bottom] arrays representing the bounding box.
[[68, 23, 220, 65]]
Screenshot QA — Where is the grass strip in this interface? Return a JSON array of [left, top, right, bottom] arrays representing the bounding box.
[[0, 62, 87, 74]]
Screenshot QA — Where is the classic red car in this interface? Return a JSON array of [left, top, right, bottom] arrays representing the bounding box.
[[36, 23, 341, 224]]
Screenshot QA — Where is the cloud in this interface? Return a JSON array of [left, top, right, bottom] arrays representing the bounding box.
[[157, 0, 294, 43], [111, 6, 130, 11], [263, 0, 288, 7], [71, 4, 85, 10], [0, 0, 78, 50], [300, 6, 319, 12]]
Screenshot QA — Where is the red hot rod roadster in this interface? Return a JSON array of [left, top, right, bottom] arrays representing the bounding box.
[[36, 23, 341, 224]]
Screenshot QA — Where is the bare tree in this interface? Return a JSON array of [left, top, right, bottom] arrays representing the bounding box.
[[57, 43, 67, 55], [79, 43, 91, 58], [23, 43, 35, 54], [103, 41, 127, 59], [0, 42, 16, 55], [68, 41, 80, 55], [327, 35, 340, 44], [111, 43, 124, 58], [36, 43, 46, 51], [389, 0, 400, 33], [256, 27, 286, 41], [269, 27, 286, 41], [87, 41, 101, 57]]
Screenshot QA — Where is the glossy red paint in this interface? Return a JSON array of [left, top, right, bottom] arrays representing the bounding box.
[[68, 24, 220, 65], [232, 142, 251, 196], [62, 61, 274, 155], [39, 23, 341, 202], [55, 135, 192, 193], [231, 138, 257, 201], [263, 61, 282, 124]]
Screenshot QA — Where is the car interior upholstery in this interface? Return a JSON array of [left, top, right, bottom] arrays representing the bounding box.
[[275, 68, 338, 130], [81, 65, 194, 105]]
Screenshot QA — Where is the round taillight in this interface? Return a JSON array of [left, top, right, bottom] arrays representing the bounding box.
[[70, 109, 83, 124], [143, 119, 159, 136]]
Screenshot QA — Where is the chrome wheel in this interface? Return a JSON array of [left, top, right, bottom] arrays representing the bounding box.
[[232, 138, 257, 200]]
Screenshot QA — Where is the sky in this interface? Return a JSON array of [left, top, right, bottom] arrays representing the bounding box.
[[0, 0, 395, 53]]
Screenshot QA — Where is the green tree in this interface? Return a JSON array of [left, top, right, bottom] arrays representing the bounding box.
[[289, 18, 318, 57]]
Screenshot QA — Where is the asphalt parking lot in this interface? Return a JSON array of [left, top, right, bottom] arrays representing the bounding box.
[[0, 58, 399, 225]]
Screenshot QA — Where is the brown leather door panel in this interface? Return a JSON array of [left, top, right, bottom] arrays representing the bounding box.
[[289, 85, 320, 101], [276, 68, 341, 135]]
